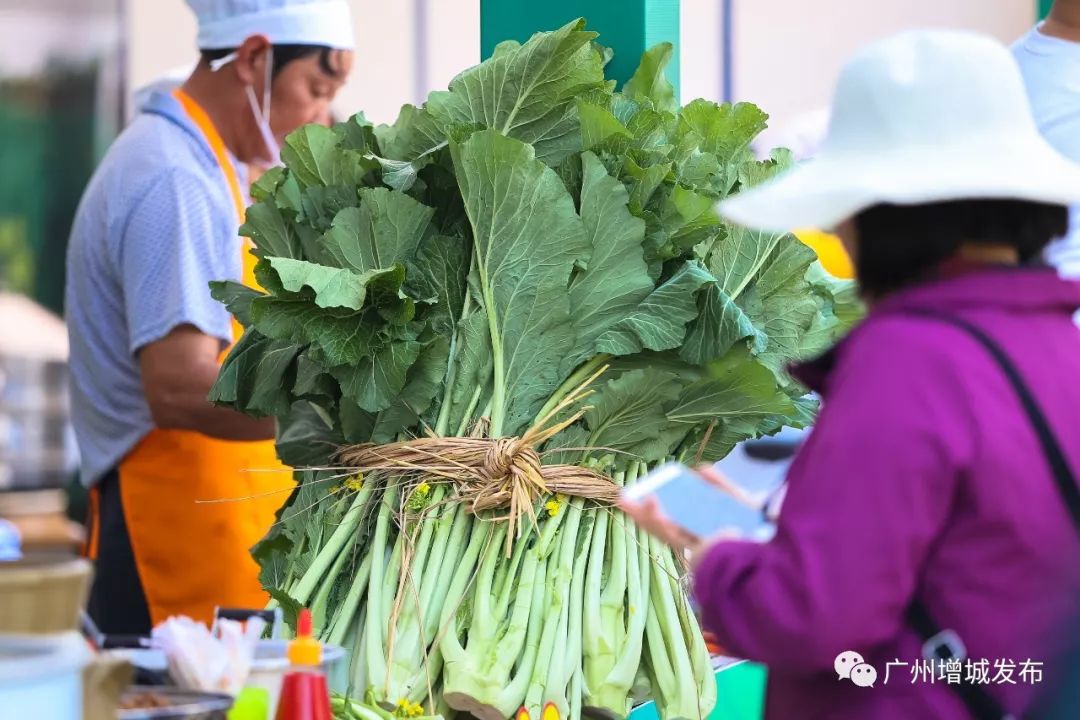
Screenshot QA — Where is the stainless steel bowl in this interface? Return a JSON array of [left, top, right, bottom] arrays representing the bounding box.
[[0, 355, 73, 490], [117, 687, 234, 720]]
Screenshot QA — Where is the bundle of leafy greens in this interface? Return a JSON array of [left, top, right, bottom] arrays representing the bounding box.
[[210, 19, 857, 720]]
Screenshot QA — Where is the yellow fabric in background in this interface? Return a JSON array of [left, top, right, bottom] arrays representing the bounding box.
[[795, 229, 854, 279]]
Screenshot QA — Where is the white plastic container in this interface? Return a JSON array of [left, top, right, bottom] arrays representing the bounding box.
[[245, 639, 346, 719], [0, 632, 91, 720]]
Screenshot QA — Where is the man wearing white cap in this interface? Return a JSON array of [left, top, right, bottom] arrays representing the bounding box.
[[66, 0, 354, 633]]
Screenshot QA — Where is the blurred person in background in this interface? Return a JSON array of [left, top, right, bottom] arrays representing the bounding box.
[[623, 30, 1080, 719], [1014, 8, 1080, 710], [1014, 0, 1080, 278], [66, 0, 353, 634]]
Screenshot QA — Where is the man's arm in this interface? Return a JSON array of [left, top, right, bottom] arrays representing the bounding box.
[[139, 324, 274, 440], [119, 167, 272, 441]]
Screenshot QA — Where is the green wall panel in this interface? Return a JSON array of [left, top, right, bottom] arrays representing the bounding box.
[[629, 662, 767, 720], [479, 0, 680, 102]]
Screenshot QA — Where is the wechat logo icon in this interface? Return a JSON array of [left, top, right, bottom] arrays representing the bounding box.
[[836, 651, 877, 688]]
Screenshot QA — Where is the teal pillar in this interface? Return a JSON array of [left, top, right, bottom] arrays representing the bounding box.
[[1040, 0, 1053, 19], [480, 0, 680, 102]]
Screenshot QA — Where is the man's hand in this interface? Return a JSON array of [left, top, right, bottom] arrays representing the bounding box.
[[138, 324, 274, 441]]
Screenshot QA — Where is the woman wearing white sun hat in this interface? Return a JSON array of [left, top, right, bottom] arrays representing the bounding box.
[[622, 29, 1080, 719]]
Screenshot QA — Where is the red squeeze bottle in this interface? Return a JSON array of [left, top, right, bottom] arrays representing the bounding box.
[[275, 609, 332, 720]]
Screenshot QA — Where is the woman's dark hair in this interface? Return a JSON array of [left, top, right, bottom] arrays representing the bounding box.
[[854, 199, 1068, 295], [201, 44, 342, 79]]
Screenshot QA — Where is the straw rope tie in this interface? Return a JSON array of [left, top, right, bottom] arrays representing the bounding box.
[[332, 364, 620, 530], [480, 438, 543, 486]]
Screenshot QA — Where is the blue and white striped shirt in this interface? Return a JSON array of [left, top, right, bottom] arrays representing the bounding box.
[[65, 91, 245, 485]]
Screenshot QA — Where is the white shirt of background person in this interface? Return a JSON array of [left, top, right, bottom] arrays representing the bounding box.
[[1013, 22, 1080, 279]]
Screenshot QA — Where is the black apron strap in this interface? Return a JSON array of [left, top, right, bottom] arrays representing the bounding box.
[[86, 468, 152, 636], [902, 310, 1080, 720]]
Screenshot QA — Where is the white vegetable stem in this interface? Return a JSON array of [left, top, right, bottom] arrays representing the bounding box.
[[290, 483, 372, 607]]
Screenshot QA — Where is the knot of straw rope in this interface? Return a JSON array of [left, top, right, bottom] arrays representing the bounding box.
[[480, 438, 543, 486], [333, 366, 616, 549], [335, 431, 616, 553], [334, 434, 615, 513]]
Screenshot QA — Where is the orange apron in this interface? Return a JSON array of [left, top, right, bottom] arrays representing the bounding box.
[[110, 90, 293, 625]]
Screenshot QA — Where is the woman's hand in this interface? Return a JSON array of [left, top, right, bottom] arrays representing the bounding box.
[[617, 465, 742, 570], [617, 494, 708, 565]]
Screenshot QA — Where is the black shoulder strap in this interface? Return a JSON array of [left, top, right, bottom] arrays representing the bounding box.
[[903, 310, 1080, 720], [911, 311, 1080, 532], [905, 601, 1013, 720]]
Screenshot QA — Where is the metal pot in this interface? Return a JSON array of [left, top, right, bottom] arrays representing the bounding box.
[[0, 291, 75, 492], [117, 687, 234, 720], [0, 354, 74, 491]]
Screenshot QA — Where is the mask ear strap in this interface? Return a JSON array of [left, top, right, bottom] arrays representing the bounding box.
[[209, 47, 272, 112], [245, 84, 264, 124], [209, 51, 238, 72], [262, 46, 274, 120]]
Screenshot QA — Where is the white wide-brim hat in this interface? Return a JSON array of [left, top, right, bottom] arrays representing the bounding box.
[[720, 29, 1080, 233]]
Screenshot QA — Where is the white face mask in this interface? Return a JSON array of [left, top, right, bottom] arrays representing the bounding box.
[[211, 47, 282, 166]]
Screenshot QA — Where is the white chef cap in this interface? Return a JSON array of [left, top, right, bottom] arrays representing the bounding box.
[[185, 0, 354, 50]]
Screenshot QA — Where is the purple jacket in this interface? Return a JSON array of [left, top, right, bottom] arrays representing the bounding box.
[[694, 269, 1080, 719]]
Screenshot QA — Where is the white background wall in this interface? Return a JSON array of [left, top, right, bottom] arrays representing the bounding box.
[[679, 0, 723, 107], [129, 0, 1035, 131], [724, 0, 1036, 148]]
